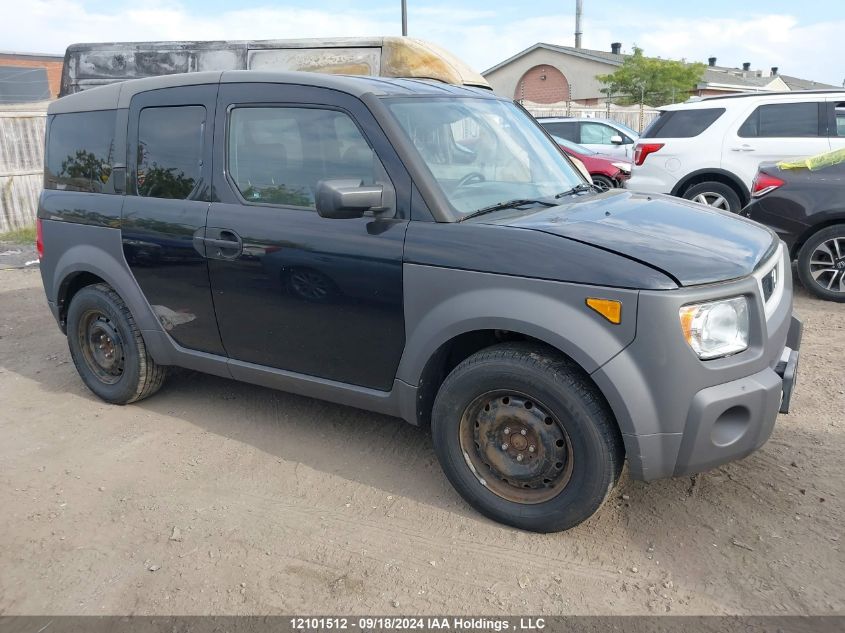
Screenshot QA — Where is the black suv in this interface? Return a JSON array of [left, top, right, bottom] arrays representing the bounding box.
[[744, 157, 845, 302], [38, 71, 801, 532]]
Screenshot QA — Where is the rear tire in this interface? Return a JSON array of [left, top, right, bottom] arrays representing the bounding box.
[[431, 343, 624, 533], [796, 225, 845, 302], [682, 181, 742, 213], [66, 283, 167, 404]]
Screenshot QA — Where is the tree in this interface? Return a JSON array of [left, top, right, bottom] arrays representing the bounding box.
[[597, 47, 706, 106]]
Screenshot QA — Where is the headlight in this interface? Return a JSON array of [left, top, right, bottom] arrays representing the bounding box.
[[611, 162, 631, 173], [679, 296, 749, 359]]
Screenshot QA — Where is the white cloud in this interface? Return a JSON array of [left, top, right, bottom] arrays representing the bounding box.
[[0, 0, 841, 86], [598, 12, 843, 85]]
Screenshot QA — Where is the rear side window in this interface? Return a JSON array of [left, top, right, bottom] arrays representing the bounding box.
[[227, 107, 380, 209], [641, 108, 725, 139], [738, 102, 821, 138], [136, 106, 205, 199], [541, 121, 578, 142], [45, 110, 115, 192], [834, 102, 845, 137]]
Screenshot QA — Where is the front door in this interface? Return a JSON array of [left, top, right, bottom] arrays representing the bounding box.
[[205, 83, 410, 391]]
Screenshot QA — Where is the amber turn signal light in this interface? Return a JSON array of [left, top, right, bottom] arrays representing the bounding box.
[[586, 298, 622, 324]]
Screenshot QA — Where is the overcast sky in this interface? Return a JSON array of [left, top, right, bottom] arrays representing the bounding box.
[[1, 0, 843, 85]]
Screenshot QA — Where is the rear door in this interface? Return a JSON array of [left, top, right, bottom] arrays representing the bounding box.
[[722, 101, 831, 188], [122, 84, 225, 355], [205, 82, 411, 390]]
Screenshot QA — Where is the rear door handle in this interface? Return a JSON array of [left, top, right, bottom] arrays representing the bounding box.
[[201, 228, 243, 259], [203, 237, 240, 249]]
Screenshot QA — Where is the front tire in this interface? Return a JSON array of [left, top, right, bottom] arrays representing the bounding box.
[[431, 343, 623, 533], [682, 181, 741, 213], [796, 225, 845, 302], [591, 175, 615, 192], [66, 283, 167, 404]]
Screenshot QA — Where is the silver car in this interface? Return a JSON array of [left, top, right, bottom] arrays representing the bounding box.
[[538, 116, 639, 159]]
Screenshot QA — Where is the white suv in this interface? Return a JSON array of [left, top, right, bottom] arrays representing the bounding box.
[[627, 91, 845, 212]]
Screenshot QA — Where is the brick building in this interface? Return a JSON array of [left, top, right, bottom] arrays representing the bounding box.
[[0, 51, 64, 103]]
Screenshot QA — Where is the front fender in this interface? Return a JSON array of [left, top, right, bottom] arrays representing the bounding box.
[[396, 263, 639, 387]]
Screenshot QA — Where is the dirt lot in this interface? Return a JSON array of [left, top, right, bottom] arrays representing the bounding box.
[[0, 265, 843, 616]]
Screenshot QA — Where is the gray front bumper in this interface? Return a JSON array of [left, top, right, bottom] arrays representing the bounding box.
[[591, 245, 799, 480]]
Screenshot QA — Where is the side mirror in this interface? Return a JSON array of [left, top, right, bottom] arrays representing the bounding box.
[[316, 179, 384, 219], [610, 135, 624, 145]]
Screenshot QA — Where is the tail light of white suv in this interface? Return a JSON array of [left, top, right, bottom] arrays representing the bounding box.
[[633, 142, 664, 166]]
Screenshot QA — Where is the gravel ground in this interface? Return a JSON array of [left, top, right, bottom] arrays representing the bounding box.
[[0, 265, 842, 615], [0, 241, 38, 270]]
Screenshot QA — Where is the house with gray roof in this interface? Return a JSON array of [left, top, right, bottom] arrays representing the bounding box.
[[483, 42, 839, 106]]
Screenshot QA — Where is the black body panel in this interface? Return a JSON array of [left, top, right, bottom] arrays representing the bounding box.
[[488, 190, 777, 286], [743, 160, 845, 254], [39, 189, 123, 228], [403, 220, 676, 290], [121, 84, 225, 355], [206, 82, 411, 391]]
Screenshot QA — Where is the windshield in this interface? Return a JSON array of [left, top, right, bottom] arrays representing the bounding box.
[[385, 98, 584, 216]]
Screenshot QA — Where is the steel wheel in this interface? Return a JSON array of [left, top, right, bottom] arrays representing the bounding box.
[[76, 310, 125, 385], [458, 390, 574, 504], [808, 236, 845, 294], [692, 192, 729, 210]]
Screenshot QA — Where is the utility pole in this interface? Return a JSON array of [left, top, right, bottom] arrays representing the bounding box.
[[401, 0, 408, 36], [574, 0, 583, 48]]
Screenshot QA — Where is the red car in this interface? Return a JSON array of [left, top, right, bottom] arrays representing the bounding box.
[[552, 136, 631, 191]]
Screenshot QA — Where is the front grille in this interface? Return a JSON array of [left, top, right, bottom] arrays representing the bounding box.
[[754, 243, 785, 321], [761, 265, 778, 303]]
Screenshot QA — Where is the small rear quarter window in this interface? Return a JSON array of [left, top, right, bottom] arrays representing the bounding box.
[[45, 110, 116, 193], [641, 108, 726, 139]]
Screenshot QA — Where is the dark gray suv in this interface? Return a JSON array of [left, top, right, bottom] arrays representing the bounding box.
[[37, 71, 801, 532]]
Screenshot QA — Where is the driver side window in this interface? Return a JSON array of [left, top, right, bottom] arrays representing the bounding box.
[[227, 106, 386, 209], [579, 122, 614, 145]]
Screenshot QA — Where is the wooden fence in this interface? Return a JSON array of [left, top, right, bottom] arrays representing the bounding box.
[[0, 104, 48, 233]]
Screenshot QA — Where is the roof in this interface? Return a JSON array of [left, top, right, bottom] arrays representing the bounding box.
[[483, 42, 835, 92], [48, 70, 500, 114], [779, 74, 840, 91]]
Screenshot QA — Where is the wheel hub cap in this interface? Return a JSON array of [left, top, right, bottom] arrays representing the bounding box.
[[809, 237, 845, 293], [78, 311, 125, 385], [460, 392, 574, 504]]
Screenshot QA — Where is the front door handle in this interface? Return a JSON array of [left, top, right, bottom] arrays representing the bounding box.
[[730, 145, 755, 152]]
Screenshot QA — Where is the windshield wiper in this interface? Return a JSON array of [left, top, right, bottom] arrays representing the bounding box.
[[555, 183, 598, 198], [459, 198, 557, 222]]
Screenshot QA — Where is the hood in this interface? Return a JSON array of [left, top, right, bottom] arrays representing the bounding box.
[[488, 190, 777, 287]]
